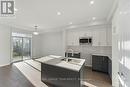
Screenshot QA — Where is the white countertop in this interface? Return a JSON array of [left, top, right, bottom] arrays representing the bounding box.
[[92, 53, 112, 60], [35, 56, 85, 72], [55, 58, 85, 71]]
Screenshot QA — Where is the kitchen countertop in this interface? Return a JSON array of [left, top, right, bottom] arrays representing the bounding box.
[[92, 53, 112, 60], [41, 57, 85, 72]]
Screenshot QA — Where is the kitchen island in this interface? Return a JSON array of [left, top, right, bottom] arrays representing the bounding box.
[[41, 57, 85, 87]]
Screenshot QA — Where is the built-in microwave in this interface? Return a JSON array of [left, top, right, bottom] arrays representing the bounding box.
[[79, 37, 92, 45]]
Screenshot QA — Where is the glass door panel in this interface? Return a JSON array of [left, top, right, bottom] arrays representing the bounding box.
[[23, 38, 31, 60], [12, 37, 23, 62]]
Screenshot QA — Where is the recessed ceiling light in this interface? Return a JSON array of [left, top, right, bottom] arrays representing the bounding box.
[[69, 22, 73, 25], [92, 17, 96, 20], [57, 12, 61, 15], [69, 25, 76, 28], [90, 0, 94, 5]]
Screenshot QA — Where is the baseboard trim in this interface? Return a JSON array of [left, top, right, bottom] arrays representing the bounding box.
[[0, 63, 10, 67]]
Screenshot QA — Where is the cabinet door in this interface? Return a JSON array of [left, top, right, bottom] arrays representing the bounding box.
[[73, 32, 79, 46], [108, 59, 112, 79], [67, 31, 79, 46], [102, 56, 108, 73], [67, 32, 75, 46], [92, 29, 107, 46], [92, 31, 100, 46], [99, 31, 107, 46], [92, 55, 103, 71], [106, 27, 112, 46]]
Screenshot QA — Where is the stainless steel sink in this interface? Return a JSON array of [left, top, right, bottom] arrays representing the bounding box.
[[61, 58, 81, 65]]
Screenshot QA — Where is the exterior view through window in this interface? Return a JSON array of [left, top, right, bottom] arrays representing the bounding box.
[[12, 32, 32, 62]]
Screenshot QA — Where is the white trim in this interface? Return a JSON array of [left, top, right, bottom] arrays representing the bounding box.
[[107, 0, 119, 22]]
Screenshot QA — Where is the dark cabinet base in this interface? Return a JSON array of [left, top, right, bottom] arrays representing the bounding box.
[[92, 55, 112, 79], [41, 63, 84, 87], [92, 55, 108, 73]]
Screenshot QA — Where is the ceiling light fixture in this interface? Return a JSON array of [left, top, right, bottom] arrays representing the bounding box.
[[57, 12, 61, 15], [33, 26, 39, 35], [92, 17, 96, 20], [90, 0, 94, 5]]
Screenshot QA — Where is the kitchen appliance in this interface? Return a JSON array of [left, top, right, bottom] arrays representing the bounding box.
[[79, 37, 92, 45]]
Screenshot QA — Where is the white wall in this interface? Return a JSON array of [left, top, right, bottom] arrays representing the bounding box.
[[0, 24, 42, 66], [41, 31, 63, 56], [112, 0, 130, 86], [0, 24, 63, 64], [32, 34, 43, 58], [0, 24, 11, 66]]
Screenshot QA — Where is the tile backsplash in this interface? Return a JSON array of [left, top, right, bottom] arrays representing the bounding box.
[[67, 45, 112, 66], [67, 45, 112, 55]]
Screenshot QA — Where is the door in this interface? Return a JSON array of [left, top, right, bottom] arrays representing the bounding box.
[[12, 36, 32, 62], [12, 37, 23, 62], [22, 38, 31, 60], [118, 0, 130, 87]]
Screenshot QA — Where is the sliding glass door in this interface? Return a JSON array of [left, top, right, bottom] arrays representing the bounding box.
[[12, 33, 32, 62], [22, 38, 31, 60], [12, 37, 23, 62]]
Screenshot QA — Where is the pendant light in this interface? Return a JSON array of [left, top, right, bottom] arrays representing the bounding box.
[[33, 26, 39, 35]]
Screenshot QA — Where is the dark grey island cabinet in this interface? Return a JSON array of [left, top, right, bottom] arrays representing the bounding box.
[[41, 58, 85, 87]]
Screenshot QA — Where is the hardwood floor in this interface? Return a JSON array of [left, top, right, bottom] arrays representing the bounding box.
[[0, 65, 34, 87], [83, 67, 112, 87], [0, 64, 112, 87]]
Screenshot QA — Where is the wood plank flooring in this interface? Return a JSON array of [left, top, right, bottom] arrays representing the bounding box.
[[0, 65, 34, 87], [83, 67, 112, 87], [0, 64, 112, 87]]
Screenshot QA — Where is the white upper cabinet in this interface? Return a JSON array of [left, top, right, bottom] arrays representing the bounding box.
[[67, 25, 112, 46], [92, 30, 107, 46], [106, 27, 112, 46], [92, 31, 100, 46], [67, 31, 79, 46], [99, 30, 107, 46]]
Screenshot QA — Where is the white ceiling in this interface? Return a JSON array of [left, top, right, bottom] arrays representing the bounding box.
[[0, 0, 114, 32]]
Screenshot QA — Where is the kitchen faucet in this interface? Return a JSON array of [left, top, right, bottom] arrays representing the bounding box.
[[66, 49, 74, 57]]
